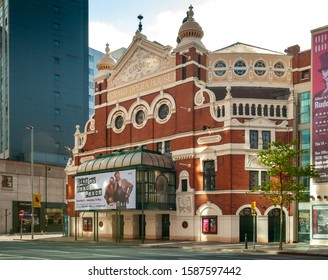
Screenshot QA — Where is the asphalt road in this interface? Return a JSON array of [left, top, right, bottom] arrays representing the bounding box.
[[0, 241, 327, 260]]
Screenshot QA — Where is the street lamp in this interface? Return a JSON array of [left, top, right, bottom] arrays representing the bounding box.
[[26, 125, 34, 239]]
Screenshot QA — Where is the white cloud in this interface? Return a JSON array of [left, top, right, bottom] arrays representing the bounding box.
[[89, 21, 132, 52]]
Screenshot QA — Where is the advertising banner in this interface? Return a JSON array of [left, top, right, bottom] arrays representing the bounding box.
[[312, 27, 328, 182], [75, 170, 136, 211], [312, 205, 328, 239]]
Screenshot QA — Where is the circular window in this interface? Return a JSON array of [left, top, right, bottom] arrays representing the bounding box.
[[158, 104, 169, 120], [254, 60, 267, 76], [115, 115, 124, 129], [99, 221, 104, 228], [273, 61, 285, 77], [234, 60, 247, 76], [213, 60, 227, 77], [135, 110, 145, 125]]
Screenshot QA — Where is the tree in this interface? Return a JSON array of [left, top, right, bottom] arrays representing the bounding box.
[[255, 140, 318, 250]]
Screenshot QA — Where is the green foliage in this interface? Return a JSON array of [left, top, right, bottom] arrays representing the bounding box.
[[254, 140, 319, 205]]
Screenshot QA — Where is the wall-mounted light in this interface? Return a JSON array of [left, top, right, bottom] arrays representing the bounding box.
[[180, 106, 191, 112], [324, 195, 328, 200], [181, 53, 191, 60], [317, 195, 322, 200], [203, 125, 210, 131]]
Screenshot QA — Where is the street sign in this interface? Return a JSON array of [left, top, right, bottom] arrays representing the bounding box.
[[19, 210, 24, 219], [33, 194, 41, 208]]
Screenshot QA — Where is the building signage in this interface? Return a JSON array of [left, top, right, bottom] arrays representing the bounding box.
[[312, 27, 328, 182], [75, 170, 136, 211], [108, 71, 175, 101]]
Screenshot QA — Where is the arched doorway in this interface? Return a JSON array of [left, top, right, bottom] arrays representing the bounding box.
[[268, 208, 285, 242], [239, 207, 256, 242]]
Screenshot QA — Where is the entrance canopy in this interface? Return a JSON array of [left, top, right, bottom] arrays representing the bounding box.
[[77, 149, 174, 174]]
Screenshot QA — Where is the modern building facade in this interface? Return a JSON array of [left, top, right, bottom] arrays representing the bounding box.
[[65, 6, 301, 243], [0, 159, 66, 234], [0, 0, 89, 166]]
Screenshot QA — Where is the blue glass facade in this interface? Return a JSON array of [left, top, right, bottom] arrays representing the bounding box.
[[0, 0, 89, 166]]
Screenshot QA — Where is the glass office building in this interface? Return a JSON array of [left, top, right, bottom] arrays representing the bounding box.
[[0, 0, 89, 166]]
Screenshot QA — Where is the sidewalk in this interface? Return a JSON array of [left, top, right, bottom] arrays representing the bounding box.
[[1, 233, 328, 257]]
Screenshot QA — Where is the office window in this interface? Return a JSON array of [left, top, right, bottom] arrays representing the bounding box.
[[54, 23, 60, 30], [203, 160, 215, 191], [54, 74, 60, 81], [54, 57, 60, 64], [301, 70, 310, 80], [250, 130, 258, 149], [54, 125, 60, 132], [299, 92, 310, 123], [250, 171, 270, 189], [54, 108, 60, 115], [54, 40, 60, 47], [53, 91, 60, 98], [164, 141, 170, 154], [157, 142, 163, 153], [262, 131, 271, 149], [2, 176, 13, 188], [250, 130, 271, 149]]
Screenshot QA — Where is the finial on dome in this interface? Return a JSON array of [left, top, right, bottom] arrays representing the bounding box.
[[105, 42, 110, 55], [188, 5, 194, 20]]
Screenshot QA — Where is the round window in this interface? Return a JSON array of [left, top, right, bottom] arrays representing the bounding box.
[[158, 104, 169, 120], [273, 61, 285, 77], [234, 60, 247, 76], [115, 115, 124, 129], [214, 60, 227, 77], [254, 60, 267, 76], [135, 110, 145, 125]]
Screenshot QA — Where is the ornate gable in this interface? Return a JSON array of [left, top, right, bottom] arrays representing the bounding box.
[[106, 31, 176, 103]]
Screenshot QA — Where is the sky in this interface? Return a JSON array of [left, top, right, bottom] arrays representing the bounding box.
[[89, 0, 328, 54]]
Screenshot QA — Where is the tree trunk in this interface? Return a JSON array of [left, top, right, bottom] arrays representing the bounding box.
[[279, 203, 283, 250]]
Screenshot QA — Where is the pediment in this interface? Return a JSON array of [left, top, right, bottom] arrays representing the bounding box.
[[244, 117, 276, 128], [109, 32, 175, 87]]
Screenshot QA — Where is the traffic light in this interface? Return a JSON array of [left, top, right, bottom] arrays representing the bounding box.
[[251, 201, 256, 210], [33, 194, 41, 208]]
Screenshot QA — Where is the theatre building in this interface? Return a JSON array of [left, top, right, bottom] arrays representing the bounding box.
[[65, 6, 295, 242]]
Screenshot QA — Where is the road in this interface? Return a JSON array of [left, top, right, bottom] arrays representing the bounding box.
[[0, 241, 326, 260]]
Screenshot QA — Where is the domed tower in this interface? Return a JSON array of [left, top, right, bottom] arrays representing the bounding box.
[[95, 43, 116, 80], [174, 5, 207, 82], [94, 43, 116, 107]]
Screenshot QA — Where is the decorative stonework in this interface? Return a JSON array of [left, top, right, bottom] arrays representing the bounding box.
[[197, 135, 222, 145], [176, 194, 194, 216], [114, 48, 170, 84]]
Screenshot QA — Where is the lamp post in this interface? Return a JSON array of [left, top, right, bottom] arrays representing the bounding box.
[[26, 125, 34, 239]]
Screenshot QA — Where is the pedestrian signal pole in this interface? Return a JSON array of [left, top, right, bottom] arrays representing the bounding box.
[[251, 201, 257, 249]]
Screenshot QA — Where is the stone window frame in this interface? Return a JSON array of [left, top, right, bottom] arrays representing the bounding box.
[[213, 59, 228, 77], [132, 105, 148, 129], [154, 99, 173, 124]]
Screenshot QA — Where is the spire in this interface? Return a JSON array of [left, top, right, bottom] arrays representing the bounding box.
[[138, 14, 143, 32]]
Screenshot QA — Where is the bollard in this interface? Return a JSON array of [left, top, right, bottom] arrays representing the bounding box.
[[245, 233, 248, 249]]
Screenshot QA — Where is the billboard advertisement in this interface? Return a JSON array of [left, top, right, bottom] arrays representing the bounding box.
[[312, 205, 328, 239], [75, 169, 136, 211], [312, 27, 328, 183]]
